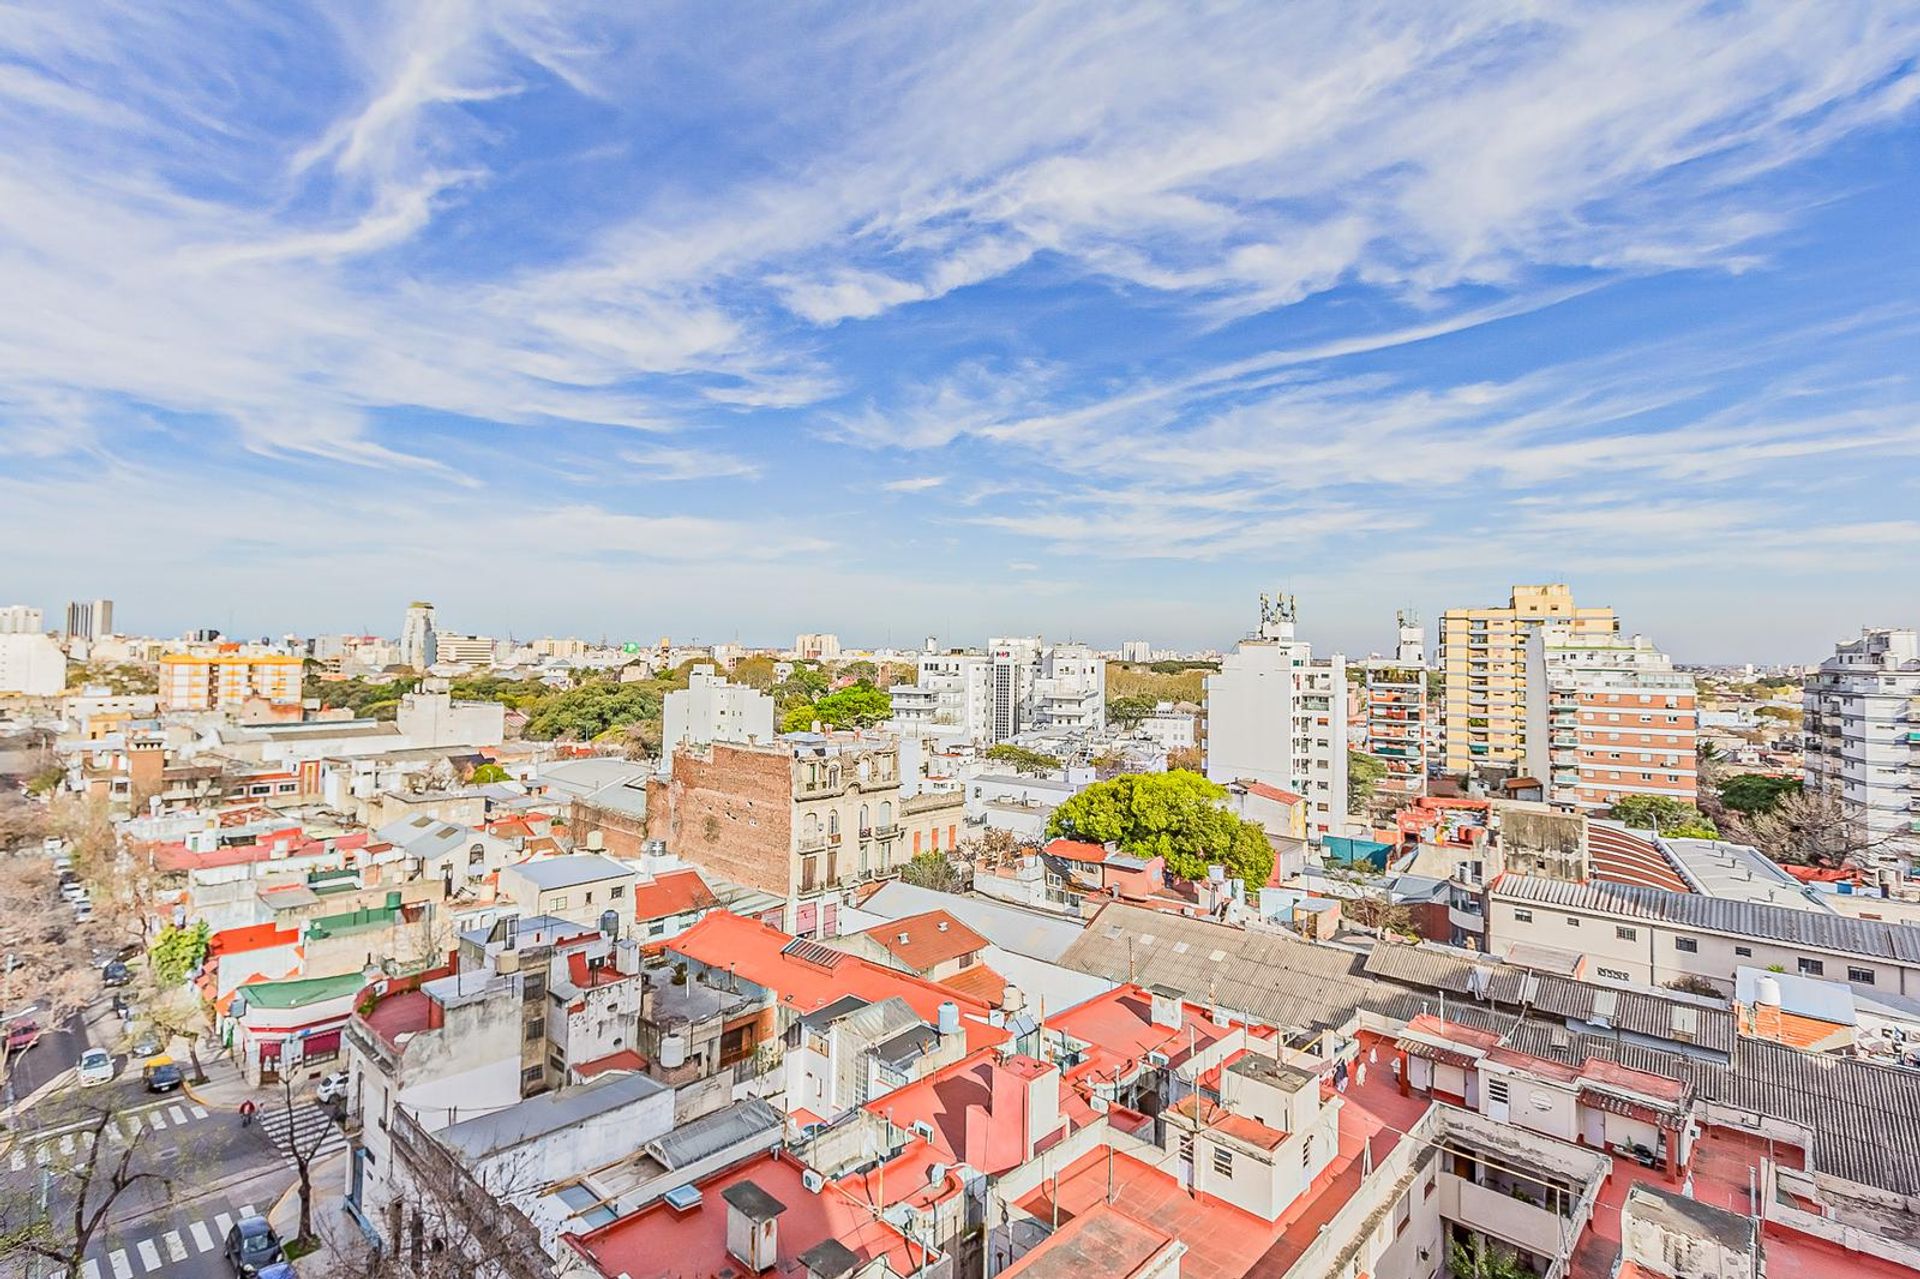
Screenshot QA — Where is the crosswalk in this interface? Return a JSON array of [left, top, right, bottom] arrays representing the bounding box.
[[7, 1102, 210, 1171], [80, 1203, 258, 1279], [256, 1099, 349, 1165]]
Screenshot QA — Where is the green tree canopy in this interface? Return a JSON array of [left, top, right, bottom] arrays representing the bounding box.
[[1718, 772, 1799, 816], [898, 851, 965, 893], [780, 703, 819, 733], [984, 743, 1062, 776], [469, 763, 511, 784], [149, 921, 210, 988], [1045, 770, 1273, 886], [1348, 751, 1387, 810], [1609, 794, 1718, 839], [522, 680, 663, 741], [811, 681, 892, 728], [729, 655, 778, 689], [1106, 694, 1160, 729]]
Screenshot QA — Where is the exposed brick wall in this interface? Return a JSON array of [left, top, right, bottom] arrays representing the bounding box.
[[644, 744, 794, 895], [574, 800, 650, 859]]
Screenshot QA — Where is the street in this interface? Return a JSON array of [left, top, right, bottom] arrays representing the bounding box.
[[6, 1008, 91, 1110], [1, 1072, 301, 1279]]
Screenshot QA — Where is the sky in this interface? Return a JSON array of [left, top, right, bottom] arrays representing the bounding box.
[[2, 2, 1918, 662]]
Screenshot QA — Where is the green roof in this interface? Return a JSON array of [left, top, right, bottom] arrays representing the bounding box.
[[306, 903, 401, 940], [236, 971, 365, 1009]]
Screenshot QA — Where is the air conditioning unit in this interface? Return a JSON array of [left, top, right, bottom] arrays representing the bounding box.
[[912, 1120, 936, 1142], [801, 1169, 824, 1194]]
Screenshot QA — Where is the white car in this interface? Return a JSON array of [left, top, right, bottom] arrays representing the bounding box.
[[77, 1048, 114, 1087], [60, 882, 87, 903], [72, 902, 94, 924], [315, 1071, 350, 1104]]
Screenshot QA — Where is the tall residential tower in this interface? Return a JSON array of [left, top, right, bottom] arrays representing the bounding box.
[[1440, 584, 1616, 774], [1804, 628, 1920, 869], [400, 601, 437, 670]]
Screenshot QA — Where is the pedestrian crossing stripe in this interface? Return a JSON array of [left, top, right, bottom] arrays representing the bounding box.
[[88, 1203, 260, 1277]]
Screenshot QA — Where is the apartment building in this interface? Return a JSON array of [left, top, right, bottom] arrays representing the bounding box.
[[399, 601, 436, 669], [1804, 627, 1920, 865], [1203, 594, 1347, 837], [644, 735, 965, 935], [793, 632, 841, 660], [0, 604, 42, 633], [158, 652, 302, 710], [1523, 628, 1697, 811], [660, 665, 774, 771], [1440, 583, 1617, 773], [432, 633, 497, 667], [1363, 661, 1427, 800], [64, 597, 114, 640], [889, 637, 1106, 743], [1487, 874, 1920, 996], [0, 632, 66, 695]]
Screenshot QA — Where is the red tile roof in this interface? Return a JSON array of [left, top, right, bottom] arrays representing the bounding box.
[[563, 1151, 926, 1278], [999, 1203, 1176, 1279], [1044, 838, 1109, 864], [937, 962, 1008, 1006], [207, 922, 300, 958], [1240, 782, 1304, 805], [631, 868, 719, 922], [1047, 985, 1237, 1083], [863, 909, 989, 970], [573, 1049, 648, 1079], [666, 912, 1009, 1053]]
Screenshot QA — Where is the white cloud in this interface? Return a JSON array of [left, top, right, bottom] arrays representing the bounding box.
[[881, 475, 946, 494], [620, 444, 763, 482]]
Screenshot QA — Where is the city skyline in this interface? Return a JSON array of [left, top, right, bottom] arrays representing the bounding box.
[[3, 6, 1918, 661]]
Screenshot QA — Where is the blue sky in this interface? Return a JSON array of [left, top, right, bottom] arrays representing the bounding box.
[[2, 3, 1917, 661]]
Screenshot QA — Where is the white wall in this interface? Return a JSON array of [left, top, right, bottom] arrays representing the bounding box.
[[0, 633, 67, 695]]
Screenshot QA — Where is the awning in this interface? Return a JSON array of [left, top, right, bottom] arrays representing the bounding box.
[[1396, 1037, 1479, 1070]]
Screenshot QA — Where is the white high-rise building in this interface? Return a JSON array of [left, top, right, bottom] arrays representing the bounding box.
[[1804, 628, 1920, 867], [400, 602, 437, 670], [0, 633, 69, 695], [0, 605, 43, 634], [64, 599, 113, 640], [1394, 609, 1426, 666], [1119, 640, 1154, 663], [1204, 594, 1348, 839], [661, 665, 775, 771], [889, 638, 1105, 743], [432, 634, 496, 667]]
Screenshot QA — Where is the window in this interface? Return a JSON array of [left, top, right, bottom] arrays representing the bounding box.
[[1849, 967, 1875, 985], [1675, 937, 1697, 953], [584, 891, 594, 905], [550, 895, 568, 910], [469, 844, 485, 867], [1734, 946, 1752, 958], [520, 1065, 543, 1088], [1565, 916, 1580, 928], [1178, 1134, 1194, 1163], [1798, 958, 1824, 976], [1514, 909, 1533, 923], [1616, 926, 1637, 941], [1486, 1078, 1510, 1104], [1597, 966, 1631, 981], [1212, 1147, 1234, 1177], [524, 1019, 544, 1043], [610, 884, 625, 899], [1302, 1136, 1313, 1165]]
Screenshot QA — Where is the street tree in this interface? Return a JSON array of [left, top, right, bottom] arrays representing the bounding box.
[[983, 743, 1062, 777], [1347, 751, 1387, 811], [0, 851, 101, 1097], [148, 921, 210, 989], [277, 1072, 335, 1246], [1046, 770, 1274, 887], [0, 1094, 173, 1279]]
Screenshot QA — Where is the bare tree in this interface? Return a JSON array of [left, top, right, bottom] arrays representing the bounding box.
[[274, 1072, 335, 1246], [1732, 788, 1910, 868], [1344, 894, 1413, 937], [0, 1094, 173, 1279], [0, 852, 102, 1100]]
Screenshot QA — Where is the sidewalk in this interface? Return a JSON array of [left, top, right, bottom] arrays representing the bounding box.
[[268, 1145, 365, 1270], [173, 1045, 254, 1112]]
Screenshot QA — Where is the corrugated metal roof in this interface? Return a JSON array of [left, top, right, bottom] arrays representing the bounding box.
[[1060, 902, 1377, 1033], [644, 1098, 780, 1170], [1492, 875, 1920, 963]]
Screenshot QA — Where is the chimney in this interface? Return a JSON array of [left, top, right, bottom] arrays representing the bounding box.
[[937, 919, 949, 933], [1148, 985, 1183, 1030], [722, 1182, 787, 1273]]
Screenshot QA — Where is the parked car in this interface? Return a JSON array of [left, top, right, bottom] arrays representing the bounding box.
[[143, 1058, 184, 1093], [130, 1030, 163, 1059], [223, 1215, 284, 1276], [254, 1265, 298, 1279], [102, 961, 131, 987], [4, 1020, 40, 1053], [72, 901, 94, 924], [59, 881, 87, 903], [77, 1048, 114, 1087], [314, 1071, 350, 1104]]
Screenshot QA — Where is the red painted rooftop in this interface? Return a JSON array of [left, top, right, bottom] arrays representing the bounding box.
[[630, 867, 719, 922], [863, 908, 989, 970]]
